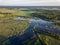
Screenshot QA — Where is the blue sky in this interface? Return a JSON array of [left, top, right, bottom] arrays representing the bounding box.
[[0, 0, 60, 6]]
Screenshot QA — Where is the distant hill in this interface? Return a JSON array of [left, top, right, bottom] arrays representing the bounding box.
[[0, 6, 60, 8]]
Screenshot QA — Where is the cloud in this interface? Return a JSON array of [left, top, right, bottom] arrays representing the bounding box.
[[0, 0, 60, 6]]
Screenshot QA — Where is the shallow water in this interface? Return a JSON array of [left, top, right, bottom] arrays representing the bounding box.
[[7, 17, 60, 45]]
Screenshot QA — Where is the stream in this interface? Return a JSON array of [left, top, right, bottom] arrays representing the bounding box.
[[6, 17, 60, 45]]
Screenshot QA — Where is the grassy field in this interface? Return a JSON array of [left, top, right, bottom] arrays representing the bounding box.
[[0, 20, 29, 37], [0, 20, 29, 45], [0, 8, 31, 19]]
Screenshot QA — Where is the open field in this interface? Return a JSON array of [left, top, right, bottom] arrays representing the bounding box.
[[0, 8, 60, 29], [0, 8, 60, 45]]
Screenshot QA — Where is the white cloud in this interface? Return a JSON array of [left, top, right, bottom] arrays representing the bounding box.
[[0, 0, 60, 6]]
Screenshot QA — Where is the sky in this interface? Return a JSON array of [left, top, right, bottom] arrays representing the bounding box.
[[0, 0, 60, 6]]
